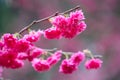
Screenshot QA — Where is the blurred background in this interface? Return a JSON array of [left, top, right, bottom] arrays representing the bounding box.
[[0, 0, 120, 80]]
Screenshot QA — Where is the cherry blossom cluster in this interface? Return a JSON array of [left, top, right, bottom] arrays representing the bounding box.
[[44, 10, 86, 39], [0, 9, 102, 74], [0, 30, 42, 69]]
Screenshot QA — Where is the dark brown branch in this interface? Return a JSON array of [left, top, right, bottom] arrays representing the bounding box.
[[18, 5, 80, 34], [18, 12, 59, 34], [61, 5, 80, 14]]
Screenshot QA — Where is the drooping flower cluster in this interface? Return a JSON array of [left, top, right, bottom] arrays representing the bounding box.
[[44, 10, 86, 39], [0, 32, 102, 73], [0, 30, 42, 69], [59, 51, 85, 74], [32, 50, 62, 72]]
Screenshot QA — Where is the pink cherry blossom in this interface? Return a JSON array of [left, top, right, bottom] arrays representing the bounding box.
[[85, 58, 103, 69], [50, 10, 86, 39], [15, 39, 30, 52], [10, 59, 24, 69], [77, 21, 86, 34], [23, 30, 42, 42], [30, 47, 43, 58], [32, 58, 50, 72], [70, 51, 85, 65], [0, 49, 24, 68], [27, 47, 44, 61], [47, 50, 62, 66], [17, 52, 28, 60], [2, 33, 17, 48], [59, 59, 77, 74], [69, 10, 85, 22], [51, 15, 67, 29], [44, 27, 62, 39]]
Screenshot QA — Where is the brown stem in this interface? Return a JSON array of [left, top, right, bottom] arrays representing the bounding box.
[[61, 5, 80, 14], [18, 5, 80, 34]]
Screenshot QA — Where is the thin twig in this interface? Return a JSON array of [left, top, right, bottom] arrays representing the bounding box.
[[61, 5, 80, 14], [18, 12, 59, 34], [18, 5, 80, 34]]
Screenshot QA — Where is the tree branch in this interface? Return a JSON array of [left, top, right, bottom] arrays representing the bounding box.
[[18, 5, 80, 34]]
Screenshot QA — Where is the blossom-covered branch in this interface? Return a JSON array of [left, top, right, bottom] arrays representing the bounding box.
[[0, 5, 102, 77], [18, 5, 80, 34]]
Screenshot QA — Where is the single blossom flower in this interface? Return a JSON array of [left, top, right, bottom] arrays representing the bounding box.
[[32, 58, 50, 72], [28, 47, 44, 61], [15, 39, 30, 52], [10, 59, 24, 69], [47, 50, 62, 66], [59, 59, 77, 74], [70, 51, 85, 65], [0, 49, 23, 69], [85, 58, 103, 69], [23, 30, 42, 42], [44, 27, 62, 39], [2, 33, 17, 48]]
